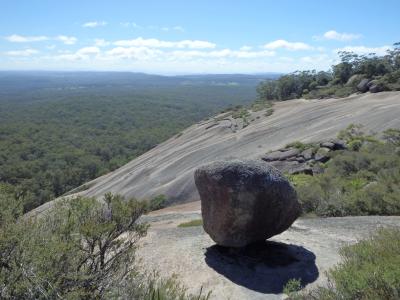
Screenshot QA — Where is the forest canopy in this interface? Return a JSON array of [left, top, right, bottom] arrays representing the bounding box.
[[0, 73, 266, 212]]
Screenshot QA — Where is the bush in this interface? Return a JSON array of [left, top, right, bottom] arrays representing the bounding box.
[[289, 228, 400, 300], [293, 127, 400, 217], [0, 193, 149, 299]]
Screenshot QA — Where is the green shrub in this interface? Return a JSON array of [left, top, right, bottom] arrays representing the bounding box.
[[0, 193, 149, 299], [283, 278, 303, 296], [294, 128, 400, 217], [288, 228, 400, 300], [149, 194, 168, 211]]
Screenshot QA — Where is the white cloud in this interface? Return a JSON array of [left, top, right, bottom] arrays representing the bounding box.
[[114, 37, 216, 49], [239, 46, 252, 51], [94, 39, 110, 47], [335, 45, 391, 56], [120, 22, 141, 28], [4, 49, 39, 56], [106, 47, 163, 60], [56, 35, 77, 45], [77, 46, 100, 56], [323, 30, 362, 41], [263, 40, 313, 51], [5, 34, 48, 42], [170, 49, 275, 59], [172, 26, 185, 32], [46, 45, 56, 50], [161, 26, 185, 32], [82, 21, 107, 28], [51, 47, 100, 61]]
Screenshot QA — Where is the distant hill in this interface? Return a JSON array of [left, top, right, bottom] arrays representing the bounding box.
[[0, 71, 280, 96]]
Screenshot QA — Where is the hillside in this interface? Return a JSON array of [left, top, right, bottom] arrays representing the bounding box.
[[32, 91, 400, 215]]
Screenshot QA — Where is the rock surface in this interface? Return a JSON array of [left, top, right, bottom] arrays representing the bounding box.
[[194, 160, 301, 247], [137, 202, 400, 300]]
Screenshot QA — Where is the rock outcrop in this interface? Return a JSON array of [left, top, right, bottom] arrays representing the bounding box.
[[357, 79, 371, 93], [194, 159, 301, 247], [260, 140, 347, 176]]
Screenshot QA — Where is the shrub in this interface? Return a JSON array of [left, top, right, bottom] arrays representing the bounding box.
[[293, 127, 400, 217], [283, 278, 303, 296], [288, 228, 400, 300], [0, 193, 149, 299]]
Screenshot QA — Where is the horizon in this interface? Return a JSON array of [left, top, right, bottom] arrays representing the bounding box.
[[1, 0, 399, 75]]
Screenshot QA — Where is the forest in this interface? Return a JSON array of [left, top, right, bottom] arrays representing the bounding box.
[[0, 72, 274, 212]]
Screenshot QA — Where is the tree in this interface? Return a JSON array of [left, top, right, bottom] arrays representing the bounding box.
[[0, 194, 148, 299]]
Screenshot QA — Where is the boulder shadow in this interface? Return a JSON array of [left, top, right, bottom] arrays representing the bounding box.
[[204, 240, 319, 294]]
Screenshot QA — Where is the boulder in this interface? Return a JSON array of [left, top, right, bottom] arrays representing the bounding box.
[[320, 141, 335, 150], [194, 159, 301, 247], [311, 164, 325, 175], [301, 148, 314, 160], [357, 78, 371, 93], [268, 160, 301, 173], [346, 74, 364, 87], [315, 147, 330, 163], [368, 81, 384, 93], [288, 164, 313, 175], [261, 148, 300, 162], [331, 139, 347, 150]]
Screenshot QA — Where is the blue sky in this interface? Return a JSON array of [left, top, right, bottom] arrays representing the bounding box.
[[0, 0, 399, 74]]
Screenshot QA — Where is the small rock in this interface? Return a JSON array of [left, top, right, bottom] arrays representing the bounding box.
[[288, 164, 313, 175], [357, 78, 370, 93], [301, 148, 314, 160], [369, 83, 383, 93], [261, 148, 301, 162], [315, 148, 330, 163], [194, 159, 301, 247], [268, 160, 301, 173], [311, 164, 325, 175], [330, 139, 347, 150], [320, 141, 335, 149]]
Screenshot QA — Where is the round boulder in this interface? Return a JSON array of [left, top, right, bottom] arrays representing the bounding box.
[[194, 159, 301, 247]]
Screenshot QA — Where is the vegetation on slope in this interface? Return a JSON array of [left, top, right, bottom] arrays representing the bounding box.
[[0, 192, 210, 299], [286, 228, 400, 300], [289, 125, 400, 217], [257, 42, 400, 100]]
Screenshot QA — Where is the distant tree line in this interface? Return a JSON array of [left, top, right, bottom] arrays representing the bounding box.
[[258, 42, 400, 100]]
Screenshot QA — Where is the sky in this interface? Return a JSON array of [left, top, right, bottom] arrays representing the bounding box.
[[0, 0, 399, 74]]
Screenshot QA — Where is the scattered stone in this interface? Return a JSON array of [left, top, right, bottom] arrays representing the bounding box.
[[194, 159, 301, 247], [367, 80, 383, 93], [315, 148, 330, 163], [268, 160, 301, 174], [331, 139, 347, 150], [261, 148, 300, 162], [301, 148, 314, 160], [357, 78, 371, 93], [289, 164, 313, 175], [346, 74, 364, 86], [320, 141, 335, 149], [311, 164, 325, 175]]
